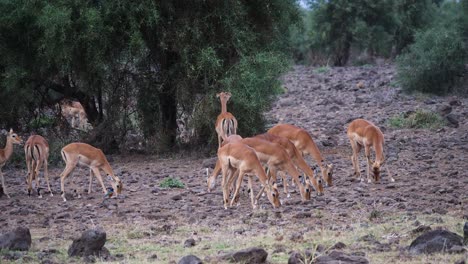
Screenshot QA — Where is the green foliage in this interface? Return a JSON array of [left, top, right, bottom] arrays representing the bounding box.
[[313, 66, 330, 74], [388, 110, 446, 129], [29, 116, 55, 130], [396, 24, 466, 94], [1, 0, 300, 152], [159, 177, 185, 189]]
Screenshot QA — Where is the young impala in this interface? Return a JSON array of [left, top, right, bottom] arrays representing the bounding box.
[[215, 92, 238, 148], [268, 124, 334, 186], [24, 135, 52, 197], [59, 143, 123, 202], [347, 119, 395, 183], [217, 142, 280, 209], [0, 129, 23, 198]]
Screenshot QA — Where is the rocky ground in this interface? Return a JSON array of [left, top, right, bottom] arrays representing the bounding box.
[[0, 64, 467, 263]]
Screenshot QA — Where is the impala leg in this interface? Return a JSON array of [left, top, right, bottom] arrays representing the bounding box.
[[92, 167, 107, 194], [349, 140, 362, 180], [0, 170, 10, 199], [34, 160, 42, 198], [88, 168, 93, 194], [230, 169, 244, 207], [43, 159, 53, 196], [247, 176, 257, 209], [385, 166, 395, 182], [221, 165, 231, 209], [364, 146, 372, 183], [256, 167, 270, 203], [207, 159, 221, 192], [60, 160, 78, 202]]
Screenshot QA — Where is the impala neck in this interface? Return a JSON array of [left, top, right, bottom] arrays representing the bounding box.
[[220, 98, 228, 114], [2, 136, 14, 162], [374, 140, 384, 163]]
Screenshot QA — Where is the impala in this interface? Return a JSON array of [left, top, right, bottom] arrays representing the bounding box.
[[215, 92, 238, 148], [61, 101, 88, 130], [24, 135, 52, 197], [254, 133, 324, 195], [208, 135, 314, 202], [0, 129, 23, 198], [268, 124, 334, 186], [59, 143, 123, 202], [347, 119, 394, 183], [217, 142, 280, 209]]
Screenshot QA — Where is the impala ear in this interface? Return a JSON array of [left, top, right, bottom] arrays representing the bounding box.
[[272, 183, 278, 189], [216, 93, 221, 98], [9, 128, 13, 134]]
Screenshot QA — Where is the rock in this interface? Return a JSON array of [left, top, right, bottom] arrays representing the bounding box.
[[445, 114, 459, 128], [184, 238, 196, 248], [437, 104, 452, 116], [330, 242, 347, 250], [288, 250, 313, 264], [315, 250, 369, 264], [219, 247, 268, 263], [0, 227, 32, 251], [68, 229, 109, 259], [202, 158, 217, 169], [409, 230, 463, 254], [178, 255, 203, 264], [289, 232, 304, 242], [412, 225, 432, 234]]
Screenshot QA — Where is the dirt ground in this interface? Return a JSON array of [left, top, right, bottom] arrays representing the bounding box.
[[0, 64, 467, 264]]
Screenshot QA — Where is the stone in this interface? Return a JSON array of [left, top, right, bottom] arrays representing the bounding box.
[[178, 255, 203, 264], [184, 238, 196, 248], [219, 247, 268, 263], [68, 229, 109, 259], [436, 104, 452, 116], [315, 250, 369, 264], [409, 230, 463, 254], [0, 227, 32, 251], [288, 250, 313, 264], [445, 114, 459, 128]]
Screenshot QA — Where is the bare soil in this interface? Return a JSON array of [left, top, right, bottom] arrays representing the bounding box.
[[0, 64, 467, 264]]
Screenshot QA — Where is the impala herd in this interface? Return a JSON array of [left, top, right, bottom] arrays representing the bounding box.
[[0, 92, 393, 210]]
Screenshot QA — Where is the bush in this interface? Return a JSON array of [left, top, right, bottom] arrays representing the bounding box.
[[388, 110, 446, 129], [159, 177, 185, 189], [396, 24, 466, 94]]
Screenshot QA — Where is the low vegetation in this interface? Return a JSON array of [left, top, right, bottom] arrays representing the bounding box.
[[159, 177, 185, 189], [388, 110, 446, 129]]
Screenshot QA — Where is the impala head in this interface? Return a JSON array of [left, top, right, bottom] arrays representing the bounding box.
[[216, 92, 232, 101], [265, 181, 281, 208], [303, 179, 312, 200], [372, 161, 381, 182], [314, 177, 325, 196], [8, 129, 23, 144], [115, 180, 123, 194], [322, 163, 334, 186]]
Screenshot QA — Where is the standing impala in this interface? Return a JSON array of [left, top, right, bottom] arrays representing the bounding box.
[[254, 133, 324, 194], [218, 142, 280, 209], [59, 143, 123, 202], [215, 92, 238, 148], [24, 135, 52, 197], [0, 129, 23, 198], [268, 124, 334, 186], [347, 119, 394, 183], [208, 136, 316, 202]]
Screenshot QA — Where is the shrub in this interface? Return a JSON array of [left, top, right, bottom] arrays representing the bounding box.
[[388, 110, 445, 129], [396, 24, 466, 94], [159, 177, 185, 189]]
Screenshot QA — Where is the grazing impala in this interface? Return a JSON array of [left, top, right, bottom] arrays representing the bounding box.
[[268, 124, 334, 186], [215, 92, 238, 148], [61, 101, 88, 130], [59, 143, 123, 202], [208, 135, 314, 202], [24, 135, 52, 197], [217, 142, 280, 209], [254, 133, 324, 195], [347, 119, 394, 183], [0, 129, 23, 198]]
